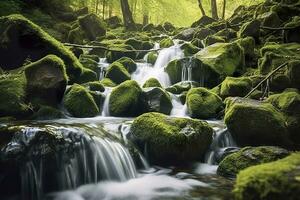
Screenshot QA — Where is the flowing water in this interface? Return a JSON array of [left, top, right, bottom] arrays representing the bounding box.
[[98, 58, 109, 80]]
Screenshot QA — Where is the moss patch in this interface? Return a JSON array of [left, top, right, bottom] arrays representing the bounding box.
[[105, 62, 131, 84], [143, 78, 162, 88]]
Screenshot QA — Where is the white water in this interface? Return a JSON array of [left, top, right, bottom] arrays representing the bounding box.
[[132, 41, 184, 87], [101, 87, 112, 117], [170, 93, 188, 117], [181, 57, 193, 82], [98, 58, 109, 80]]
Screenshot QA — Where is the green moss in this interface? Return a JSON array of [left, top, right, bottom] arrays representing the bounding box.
[[235, 37, 256, 58], [260, 43, 300, 59], [203, 35, 225, 47], [124, 38, 152, 50], [165, 59, 183, 84], [0, 14, 89, 83], [181, 43, 200, 56], [82, 81, 105, 92], [114, 57, 137, 73], [77, 67, 97, 84], [193, 27, 215, 40], [224, 98, 290, 147], [146, 52, 158, 65], [166, 81, 199, 94], [109, 80, 144, 117], [99, 78, 117, 87], [63, 84, 99, 118], [0, 73, 30, 118], [159, 38, 174, 48], [143, 78, 162, 88], [220, 77, 252, 98], [234, 153, 300, 200], [130, 112, 213, 165], [218, 146, 290, 177], [105, 62, 131, 84], [187, 87, 223, 119], [196, 42, 245, 77], [238, 20, 261, 41], [0, 0, 23, 17]]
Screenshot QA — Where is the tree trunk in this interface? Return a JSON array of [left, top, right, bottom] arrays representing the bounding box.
[[222, 0, 226, 19], [143, 14, 149, 25], [211, 0, 218, 19], [120, 0, 136, 30], [95, 0, 99, 14], [102, 0, 106, 19], [197, 0, 206, 16]]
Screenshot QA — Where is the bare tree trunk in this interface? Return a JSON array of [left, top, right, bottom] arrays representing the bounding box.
[[95, 0, 99, 14], [211, 0, 218, 19], [102, 0, 106, 19], [120, 0, 136, 30], [109, 3, 112, 18], [197, 0, 206, 16], [143, 14, 149, 25], [222, 0, 226, 19]]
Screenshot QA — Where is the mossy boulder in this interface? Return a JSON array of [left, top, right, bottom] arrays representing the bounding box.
[[235, 37, 256, 63], [193, 27, 215, 40], [130, 112, 213, 165], [146, 51, 158, 65], [99, 78, 117, 87], [191, 16, 216, 27], [67, 27, 85, 44], [143, 87, 172, 115], [115, 57, 137, 73], [31, 105, 64, 120], [105, 44, 136, 63], [143, 78, 162, 88], [233, 153, 300, 200], [25, 55, 68, 106], [105, 62, 131, 84], [287, 60, 300, 89], [224, 98, 291, 147], [78, 13, 106, 41], [258, 11, 281, 28], [109, 80, 145, 117], [284, 16, 300, 43], [218, 146, 290, 177], [180, 43, 200, 56], [187, 87, 224, 119], [159, 38, 174, 48], [175, 28, 196, 41], [0, 73, 30, 118], [220, 77, 252, 98], [63, 84, 99, 118], [82, 81, 105, 92], [125, 38, 153, 51], [163, 22, 175, 32], [196, 42, 245, 78], [166, 81, 199, 94], [203, 35, 225, 47], [238, 20, 261, 42], [0, 14, 93, 83]]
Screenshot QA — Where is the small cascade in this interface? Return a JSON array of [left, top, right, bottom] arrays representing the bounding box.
[[181, 57, 193, 82], [204, 124, 237, 165], [169, 93, 188, 117], [3, 125, 138, 199], [98, 58, 109, 80], [101, 87, 112, 116]]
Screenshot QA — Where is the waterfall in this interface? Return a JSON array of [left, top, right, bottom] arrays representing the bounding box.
[[169, 93, 188, 117], [98, 58, 109, 80], [132, 41, 184, 88], [101, 87, 112, 116], [1, 125, 138, 199], [181, 57, 193, 82]]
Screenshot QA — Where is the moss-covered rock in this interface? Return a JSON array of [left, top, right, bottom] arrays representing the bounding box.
[[143, 78, 162, 88], [218, 146, 290, 177], [25, 55, 68, 106], [146, 51, 158, 65], [105, 44, 136, 63], [238, 19, 261, 42], [0, 14, 93, 83], [67, 27, 85, 44], [224, 98, 291, 147], [196, 42, 245, 78], [193, 27, 215, 40], [99, 78, 117, 87], [187, 87, 223, 119], [233, 153, 300, 200], [175, 28, 196, 41], [109, 80, 145, 117], [214, 28, 237, 41], [220, 77, 252, 98], [287, 60, 300, 90], [78, 13, 106, 41], [203, 35, 225, 47], [31, 105, 64, 120], [130, 112, 213, 165], [235, 37, 256, 65], [159, 38, 174, 48], [166, 81, 199, 95], [0, 73, 30, 118], [191, 16, 216, 27], [143, 87, 172, 115], [284, 16, 300, 43], [163, 22, 175, 32], [180, 43, 200, 56], [114, 57, 137, 73], [82, 81, 105, 92], [63, 84, 99, 118], [105, 62, 131, 84]]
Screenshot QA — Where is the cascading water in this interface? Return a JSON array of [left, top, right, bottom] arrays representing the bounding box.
[[169, 93, 188, 117], [181, 57, 193, 83], [101, 87, 112, 117], [98, 58, 109, 80]]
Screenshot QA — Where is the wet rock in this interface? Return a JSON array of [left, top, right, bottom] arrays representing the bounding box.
[[224, 98, 291, 147], [130, 112, 213, 165], [25, 55, 68, 106], [143, 87, 172, 115], [78, 13, 106, 41], [109, 80, 145, 117], [63, 84, 99, 118], [233, 153, 300, 200], [220, 77, 252, 98], [218, 146, 290, 177], [187, 87, 224, 119], [145, 51, 158, 65], [105, 62, 131, 84]]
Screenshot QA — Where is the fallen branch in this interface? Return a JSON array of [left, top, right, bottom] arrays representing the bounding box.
[[260, 26, 297, 31], [63, 42, 163, 52]]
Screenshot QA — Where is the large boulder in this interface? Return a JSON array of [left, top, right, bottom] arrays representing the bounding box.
[[24, 55, 68, 106], [196, 42, 245, 78], [193, 27, 216, 40], [63, 84, 99, 118], [0, 74, 30, 118], [220, 77, 252, 98], [187, 87, 224, 119], [129, 112, 213, 165], [233, 153, 300, 200], [105, 62, 131, 84], [224, 98, 291, 147], [218, 146, 290, 177], [114, 57, 137, 73], [143, 87, 172, 115], [78, 13, 106, 41], [0, 14, 95, 83], [238, 20, 261, 42], [109, 80, 145, 117]]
